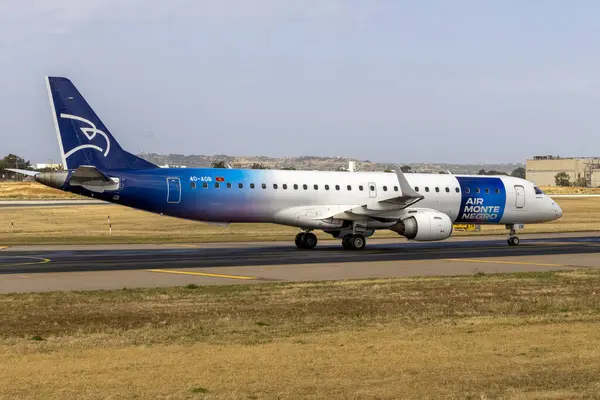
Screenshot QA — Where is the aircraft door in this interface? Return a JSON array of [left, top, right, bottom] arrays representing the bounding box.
[[369, 182, 377, 198], [514, 185, 525, 208], [167, 177, 181, 204]]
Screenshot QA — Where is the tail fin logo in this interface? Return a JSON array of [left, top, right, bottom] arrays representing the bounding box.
[[60, 114, 111, 158]]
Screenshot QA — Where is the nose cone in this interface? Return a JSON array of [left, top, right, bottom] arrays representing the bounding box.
[[550, 199, 562, 220]]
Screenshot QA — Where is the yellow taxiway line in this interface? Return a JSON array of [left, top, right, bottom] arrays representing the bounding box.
[[0, 256, 50, 267], [445, 258, 566, 268], [0, 246, 9, 251], [146, 269, 257, 280]]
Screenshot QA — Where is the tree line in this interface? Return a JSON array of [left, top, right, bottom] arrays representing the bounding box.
[[0, 154, 31, 180], [554, 171, 586, 187]]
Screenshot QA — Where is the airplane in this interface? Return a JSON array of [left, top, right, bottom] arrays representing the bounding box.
[[9, 77, 563, 250]]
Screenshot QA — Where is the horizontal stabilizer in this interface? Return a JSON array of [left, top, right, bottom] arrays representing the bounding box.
[[70, 165, 113, 182], [67, 165, 119, 193], [6, 169, 39, 177]]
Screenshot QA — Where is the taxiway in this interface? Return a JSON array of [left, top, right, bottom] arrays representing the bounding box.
[[1, 232, 599, 293]]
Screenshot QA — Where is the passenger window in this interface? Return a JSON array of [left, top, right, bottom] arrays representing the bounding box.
[[335, 185, 340, 190], [476, 188, 480, 194], [359, 185, 364, 191], [347, 185, 352, 191], [273, 184, 278, 189], [314, 184, 318, 190], [383, 186, 388, 191], [325, 185, 330, 190], [202, 182, 208, 189], [293, 184, 298, 190], [283, 184, 288, 190], [226, 183, 232, 188], [415, 186, 419, 192], [238, 183, 243, 189], [435, 187, 439, 192], [370, 185, 375, 191], [261, 183, 267, 189], [496, 188, 500, 194], [303, 184, 308, 190], [250, 183, 255, 189], [215, 183, 220, 189], [455, 188, 459, 193], [394, 186, 399, 191], [485, 188, 490, 194], [465, 187, 470, 194], [425, 187, 430, 192], [190, 182, 196, 189], [445, 187, 450, 193]]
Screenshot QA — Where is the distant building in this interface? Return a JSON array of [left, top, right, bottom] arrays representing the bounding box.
[[35, 163, 62, 170], [159, 164, 187, 168], [526, 156, 600, 187]]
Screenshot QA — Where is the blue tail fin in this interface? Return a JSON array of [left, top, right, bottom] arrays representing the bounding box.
[[46, 76, 157, 170]]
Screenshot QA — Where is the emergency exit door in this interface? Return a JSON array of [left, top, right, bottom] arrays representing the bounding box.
[[368, 182, 377, 198], [167, 177, 181, 204], [514, 185, 525, 208]]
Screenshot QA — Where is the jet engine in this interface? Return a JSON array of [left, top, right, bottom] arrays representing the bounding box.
[[389, 211, 453, 241]]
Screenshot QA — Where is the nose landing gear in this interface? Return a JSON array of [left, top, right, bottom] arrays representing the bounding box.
[[506, 224, 520, 246]]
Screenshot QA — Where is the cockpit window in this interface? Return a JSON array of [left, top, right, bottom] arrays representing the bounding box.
[[534, 187, 544, 195]]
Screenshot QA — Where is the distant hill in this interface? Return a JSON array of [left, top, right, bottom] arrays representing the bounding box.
[[137, 153, 523, 175]]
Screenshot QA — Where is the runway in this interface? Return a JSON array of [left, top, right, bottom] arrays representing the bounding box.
[[2, 232, 600, 293]]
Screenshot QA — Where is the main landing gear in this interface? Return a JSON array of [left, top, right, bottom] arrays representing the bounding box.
[[294, 230, 367, 250], [507, 224, 520, 246], [342, 234, 366, 251], [295, 231, 318, 249]]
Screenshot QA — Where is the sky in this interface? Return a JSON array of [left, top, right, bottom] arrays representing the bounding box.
[[1, 0, 600, 165]]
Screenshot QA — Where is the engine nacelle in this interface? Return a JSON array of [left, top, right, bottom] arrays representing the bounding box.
[[389, 211, 453, 241]]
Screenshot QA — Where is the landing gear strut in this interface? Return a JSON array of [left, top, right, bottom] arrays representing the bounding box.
[[342, 234, 366, 250], [506, 224, 520, 246], [295, 231, 318, 249]]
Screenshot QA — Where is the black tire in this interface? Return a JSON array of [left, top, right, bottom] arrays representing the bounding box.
[[303, 232, 318, 249], [507, 236, 520, 246], [341, 235, 352, 250], [351, 234, 366, 250], [295, 233, 306, 249]]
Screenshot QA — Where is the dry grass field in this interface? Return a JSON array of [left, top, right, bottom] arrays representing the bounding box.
[[0, 181, 80, 200], [1, 196, 599, 244], [541, 186, 600, 195], [1, 270, 600, 399]]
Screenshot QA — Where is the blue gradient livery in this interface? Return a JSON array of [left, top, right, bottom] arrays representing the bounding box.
[[13, 77, 563, 250]]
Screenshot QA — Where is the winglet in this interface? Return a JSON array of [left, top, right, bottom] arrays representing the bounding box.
[[6, 169, 39, 177], [392, 165, 423, 200]]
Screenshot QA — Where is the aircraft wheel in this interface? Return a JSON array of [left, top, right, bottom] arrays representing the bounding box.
[[507, 236, 520, 246], [350, 234, 366, 250], [303, 232, 318, 249], [295, 233, 306, 249], [342, 234, 366, 250], [341, 235, 352, 250]]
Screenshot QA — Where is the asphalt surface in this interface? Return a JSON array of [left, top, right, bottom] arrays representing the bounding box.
[[2, 232, 600, 293]]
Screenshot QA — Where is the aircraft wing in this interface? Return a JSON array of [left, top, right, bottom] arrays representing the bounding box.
[[324, 166, 423, 218], [275, 167, 425, 226]]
